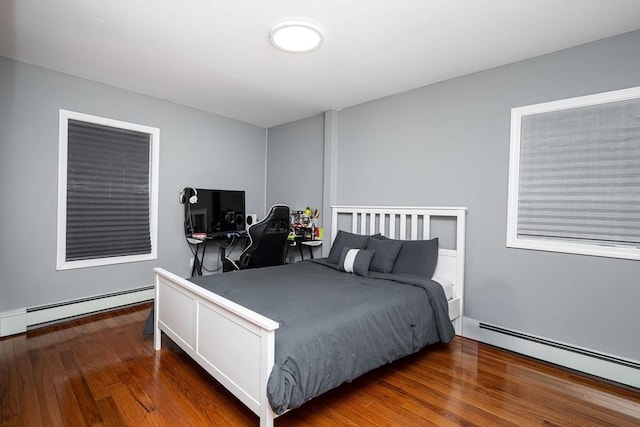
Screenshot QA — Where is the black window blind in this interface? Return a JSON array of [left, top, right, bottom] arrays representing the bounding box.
[[66, 119, 152, 261]]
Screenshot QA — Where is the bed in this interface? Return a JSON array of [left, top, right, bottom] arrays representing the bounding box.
[[154, 205, 467, 427]]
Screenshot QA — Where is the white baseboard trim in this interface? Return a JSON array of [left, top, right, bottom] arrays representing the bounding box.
[[463, 317, 640, 389], [0, 286, 154, 337], [0, 308, 28, 337]]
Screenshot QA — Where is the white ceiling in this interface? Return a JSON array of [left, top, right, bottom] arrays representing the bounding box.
[[1, 1, 639, 128]]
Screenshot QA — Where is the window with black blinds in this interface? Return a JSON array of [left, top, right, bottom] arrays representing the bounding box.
[[65, 119, 152, 261]]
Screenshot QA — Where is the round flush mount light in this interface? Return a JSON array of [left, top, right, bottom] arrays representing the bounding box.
[[269, 20, 323, 53]]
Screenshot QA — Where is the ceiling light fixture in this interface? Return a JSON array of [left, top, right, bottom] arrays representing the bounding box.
[[269, 20, 323, 53]]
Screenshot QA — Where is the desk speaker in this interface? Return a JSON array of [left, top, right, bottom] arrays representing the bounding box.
[[246, 214, 258, 229]]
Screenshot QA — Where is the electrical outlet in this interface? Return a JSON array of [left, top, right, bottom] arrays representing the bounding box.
[[189, 257, 194, 268]]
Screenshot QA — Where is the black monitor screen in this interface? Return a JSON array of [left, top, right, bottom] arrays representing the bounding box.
[[185, 189, 245, 236]]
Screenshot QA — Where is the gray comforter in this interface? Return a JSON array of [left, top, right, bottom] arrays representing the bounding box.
[[189, 259, 454, 414]]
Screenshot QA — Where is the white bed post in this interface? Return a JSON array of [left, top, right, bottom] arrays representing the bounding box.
[[331, 207, 339, 244], [259, 328, 276, 427], [154, 273, 161, 350], [453, 209, 466, 335]]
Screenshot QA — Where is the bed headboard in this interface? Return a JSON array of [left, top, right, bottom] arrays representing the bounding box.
[[331, 205, 467, 333]]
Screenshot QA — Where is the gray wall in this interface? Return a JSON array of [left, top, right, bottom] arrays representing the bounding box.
[[266, 114, 324, 218], [266, 31, 640, 361], [0, 56, 266, 311]]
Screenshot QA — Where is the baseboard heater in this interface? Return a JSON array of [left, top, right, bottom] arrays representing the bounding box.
[[479, 322, 640, 370], [27, 285, 153, 313], [26, 285, 154, 329]]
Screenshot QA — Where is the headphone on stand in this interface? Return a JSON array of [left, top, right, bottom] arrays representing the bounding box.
[[179, 187, 198, 204], [180, 187, 198, 235]]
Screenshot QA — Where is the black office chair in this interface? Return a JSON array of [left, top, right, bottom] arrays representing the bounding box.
[[224, 205, 291, 271]]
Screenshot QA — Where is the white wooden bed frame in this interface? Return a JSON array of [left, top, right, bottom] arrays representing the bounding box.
[[154, 205, 466, 427]]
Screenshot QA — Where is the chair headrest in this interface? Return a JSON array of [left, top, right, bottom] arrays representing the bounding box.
[[265, 204, 290, 221]]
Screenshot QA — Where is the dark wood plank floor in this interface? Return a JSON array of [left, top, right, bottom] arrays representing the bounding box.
[[1, 302, 638, 426]]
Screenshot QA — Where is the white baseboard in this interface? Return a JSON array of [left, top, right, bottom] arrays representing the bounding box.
[[0, 308, 28, 337], [0, 286, 154, 337], [463, 317, 640, 389]]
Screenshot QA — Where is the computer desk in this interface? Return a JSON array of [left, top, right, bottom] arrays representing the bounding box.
[[287, 234, 323, 261], [187, 231, 249, 276]]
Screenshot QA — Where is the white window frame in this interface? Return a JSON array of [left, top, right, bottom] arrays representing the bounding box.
[[57, 110, 160, 270], [506, 87, 640, 260]]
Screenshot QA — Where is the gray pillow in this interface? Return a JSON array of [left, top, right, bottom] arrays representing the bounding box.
[[391, 238, 439, 278], [366, 237, 402, 273], [327, 230, 371, 264], [338, 248, 375, 277]]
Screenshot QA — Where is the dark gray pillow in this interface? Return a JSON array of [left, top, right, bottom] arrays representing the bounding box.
[[338, 248, 374, 277], [327, 230, 371, 264], [366, 237, 402, 273], [392, 238, 439, 278]]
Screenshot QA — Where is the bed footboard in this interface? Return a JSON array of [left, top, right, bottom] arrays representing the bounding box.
[[154, 268, 279, 427]]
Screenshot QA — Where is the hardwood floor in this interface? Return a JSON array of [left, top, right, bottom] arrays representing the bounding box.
[[1, 302, 638, 426]]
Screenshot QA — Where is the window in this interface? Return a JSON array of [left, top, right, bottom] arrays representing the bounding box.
[[506, 87, 640, 260], [57, 110, 159, 270]]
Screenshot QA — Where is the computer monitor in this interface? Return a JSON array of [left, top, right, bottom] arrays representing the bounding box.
[[185, 189, 246, 236]]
